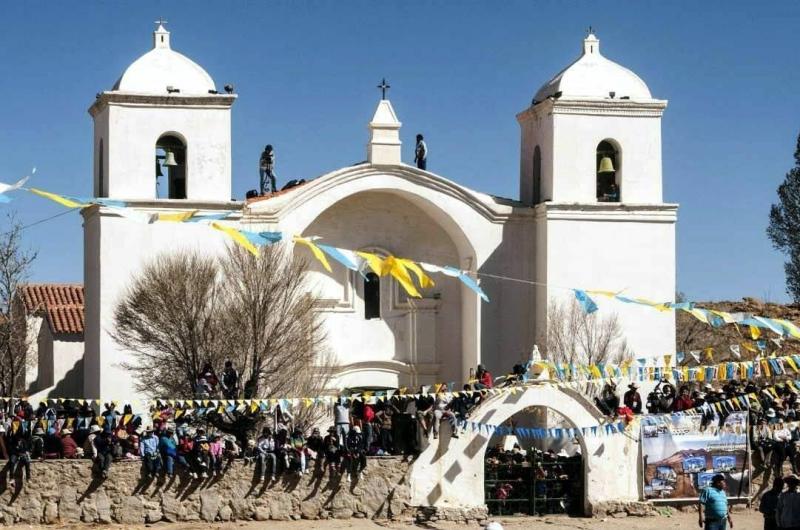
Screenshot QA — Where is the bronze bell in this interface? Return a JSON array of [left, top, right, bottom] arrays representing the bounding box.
[[598, 156, 615, 174]]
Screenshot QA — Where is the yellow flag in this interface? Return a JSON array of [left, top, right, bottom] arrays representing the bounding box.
[[293, 236, 332, 272], [396, 258, 435, 289], [750, 325, 761, 340], [383, 256, 422, 297], [742, 342, 757, 353], [156, 210, 198, 222], [356, 251, 385, 275], [212, 222, 259, 257], [704, 347, 714, 362], [664, 355, 672, 368], [29, 188, 89, 209]]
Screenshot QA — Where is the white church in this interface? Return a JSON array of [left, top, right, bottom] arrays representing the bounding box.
[[27, 24, 677, 402]]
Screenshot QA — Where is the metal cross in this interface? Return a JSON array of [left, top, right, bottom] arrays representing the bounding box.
[[377, 78, 390, 100], [155, 17, 168, 27], [587, 25, 594, 35]]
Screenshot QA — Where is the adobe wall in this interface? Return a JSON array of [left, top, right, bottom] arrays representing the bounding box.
[[0, 457, 415, 525]]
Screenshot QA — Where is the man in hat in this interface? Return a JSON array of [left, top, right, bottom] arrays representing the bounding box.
[[774, 420, 797, 475], [623, 383, 642, 414], [753, 417, 775, 471], [61, 428, 78, 459], [345, 425, 366, 482], [92, 428, 114, 479], [140, 427, 161, 478], [698, 474, 733, 530], [777, 473, 800, 530], [159, 427, 178, 477], [322, 426, 341, 474], [8, 433, 32, 488]]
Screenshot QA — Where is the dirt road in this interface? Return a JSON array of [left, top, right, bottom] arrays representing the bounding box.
[[45, 509, 764, 530]]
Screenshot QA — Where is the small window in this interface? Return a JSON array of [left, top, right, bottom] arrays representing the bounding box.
[[596, 140, 620, 202], [155, 134, 187, 199], [364, 272, 380, 319], [532, 145, 542, 205]]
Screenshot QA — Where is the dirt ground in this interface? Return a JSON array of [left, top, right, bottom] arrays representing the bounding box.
[[40, 509, 764, 530]]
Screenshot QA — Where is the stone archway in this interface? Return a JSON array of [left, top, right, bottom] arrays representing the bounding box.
[[409, 383, 641, 514]]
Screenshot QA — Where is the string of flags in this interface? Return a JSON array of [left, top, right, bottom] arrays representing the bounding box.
[[5, 176, 800, 327]]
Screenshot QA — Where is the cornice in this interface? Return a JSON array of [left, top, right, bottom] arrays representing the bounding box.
[[518, 97, 667, 122], [535, 201, 678, 222], [88, 91, 237, 116]]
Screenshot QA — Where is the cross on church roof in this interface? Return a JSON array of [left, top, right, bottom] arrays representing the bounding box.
[[587, 25, 594, 35], [377, 78, 390, 100], [155, 17, 168, 28]]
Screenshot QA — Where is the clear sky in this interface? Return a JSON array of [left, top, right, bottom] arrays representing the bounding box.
[[0, 1, 798, 302]]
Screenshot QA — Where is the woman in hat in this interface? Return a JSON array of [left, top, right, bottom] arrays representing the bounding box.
[[777, 474, 800, 530]]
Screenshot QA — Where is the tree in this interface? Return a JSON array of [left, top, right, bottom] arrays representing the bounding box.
[[768, 131, 800, 301], [545, 297, 630, 366], [112, 251, 224, 397], [0, 214, 37, 397], [112, 243, 331, 428]]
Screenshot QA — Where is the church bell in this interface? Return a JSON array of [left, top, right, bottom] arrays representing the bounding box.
[[598, 156, 615, 174], [163, 150, 178, 167]]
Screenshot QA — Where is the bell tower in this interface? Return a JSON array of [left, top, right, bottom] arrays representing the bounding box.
[[518, 32, 667, 206], [520, 32, 678, 361], [88, 22, 236, 201]]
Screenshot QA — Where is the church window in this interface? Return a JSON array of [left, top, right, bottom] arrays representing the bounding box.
[[596, 140, 620, 202], [155, 134, 187, 199], [364, 272, 381, 319], [532, 145, 542, 204], [98, 139, 105, 198]]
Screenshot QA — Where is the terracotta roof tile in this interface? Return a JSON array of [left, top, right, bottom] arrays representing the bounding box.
[[19, 284, 84, 336], [246, 181, 310, 205]]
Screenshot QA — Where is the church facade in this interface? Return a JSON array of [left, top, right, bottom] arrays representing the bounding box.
[[82, 25, 677, 401]]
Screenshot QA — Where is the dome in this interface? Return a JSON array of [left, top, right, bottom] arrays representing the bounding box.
[[113, 25, 215, 95], [533, 34, 651, 102]]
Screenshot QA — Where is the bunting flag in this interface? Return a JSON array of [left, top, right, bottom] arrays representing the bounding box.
[[29, 188, 90, 209], [211, 222, 259, 257], [0, 175, 30, 203], [293, 236, 332, 272], [573, 289, 599, 314]]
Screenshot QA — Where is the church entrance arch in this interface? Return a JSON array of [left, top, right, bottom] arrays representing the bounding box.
[[410, 383, 640, 514], [293, 180, 481, 389]]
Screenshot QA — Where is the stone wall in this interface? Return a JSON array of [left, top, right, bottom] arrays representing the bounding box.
[[0, 457, 412, 525]]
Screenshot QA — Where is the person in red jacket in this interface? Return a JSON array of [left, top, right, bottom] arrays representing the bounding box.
[[475, 365, 493, 389], [673, 385, 695, 412]]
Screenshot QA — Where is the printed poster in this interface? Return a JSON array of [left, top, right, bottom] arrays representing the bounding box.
[[641, 411, 750, 500]]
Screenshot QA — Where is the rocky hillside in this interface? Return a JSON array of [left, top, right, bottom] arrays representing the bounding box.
[[676, 298, 800, 359]]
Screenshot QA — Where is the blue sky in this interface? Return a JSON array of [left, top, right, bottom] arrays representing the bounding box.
[[0, 1, 798, 302]]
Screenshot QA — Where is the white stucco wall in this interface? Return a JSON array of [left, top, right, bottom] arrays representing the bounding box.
[[539, 203, 677, 359], [410, 384, 640, 512], [83, 204, 240, 401]]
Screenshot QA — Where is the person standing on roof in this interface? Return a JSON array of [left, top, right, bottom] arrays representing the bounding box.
[[414, 134, 427, 170], [259, 145, 277, 194]]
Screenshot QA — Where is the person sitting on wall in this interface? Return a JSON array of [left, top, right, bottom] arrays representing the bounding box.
[[623, 383, 642, 414], [322, 426, 342, 475], [256, 427, 277, 482], [8, 433, 32, 489], [60, 428, 79, 459], [93, 428, 114, 479], [474, 365, 494, 390], [594, 381, 620, 416], [344, 425, 367, 483]]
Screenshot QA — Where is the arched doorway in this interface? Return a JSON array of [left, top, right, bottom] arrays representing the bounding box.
[[155, 134, 187, 199], [484, 405, 585, 516]]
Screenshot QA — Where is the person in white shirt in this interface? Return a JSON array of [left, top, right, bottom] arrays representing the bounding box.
[[774, 421, 798, 475]]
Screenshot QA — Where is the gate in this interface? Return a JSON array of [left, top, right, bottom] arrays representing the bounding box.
[[484, 449, 583, 516]]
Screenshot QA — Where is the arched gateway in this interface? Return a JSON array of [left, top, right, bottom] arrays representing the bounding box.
[[409, 383, 640, 514]]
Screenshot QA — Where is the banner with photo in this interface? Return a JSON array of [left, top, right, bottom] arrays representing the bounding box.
[[641, 411, 750, 501]]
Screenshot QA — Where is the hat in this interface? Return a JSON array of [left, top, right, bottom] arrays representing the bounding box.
[[90, 425, 103, 433], [247, 439, 256, 447], [34, 427, 45, 435], [353, 426, 361, 434], [767, 409, 777, 418], [61, 428, 73, 435], [628, 383, 639, 389], [327, 426, 337, 433], [557, 449, 569, 458]]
